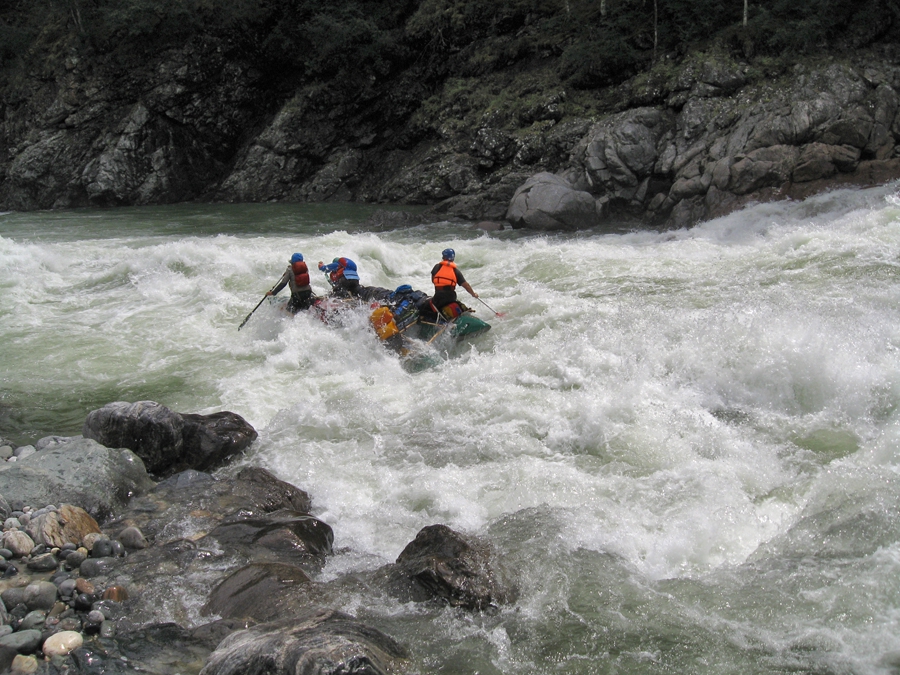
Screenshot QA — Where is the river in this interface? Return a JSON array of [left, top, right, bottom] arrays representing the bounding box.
[[1, 188, 900, 674]]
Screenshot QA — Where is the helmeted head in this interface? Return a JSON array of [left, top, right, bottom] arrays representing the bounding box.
[[290, 253, 304, 263], [442, 248, 455, 262], [391, 284, 413, 299], [333, 257, 340, 264]]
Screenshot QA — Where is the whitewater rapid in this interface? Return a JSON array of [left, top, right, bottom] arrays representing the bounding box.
[[2, 188, 900, 673]]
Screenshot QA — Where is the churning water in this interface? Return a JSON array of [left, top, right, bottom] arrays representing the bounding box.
[[2, 187, 900, 674]]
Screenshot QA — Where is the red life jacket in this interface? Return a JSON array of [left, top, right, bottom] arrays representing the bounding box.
[[292, 260, 310, 287], [433, 260, 457, 289]]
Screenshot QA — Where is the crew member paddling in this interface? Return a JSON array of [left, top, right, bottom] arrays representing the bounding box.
[[318, 257, 361, 297], [431, 248, 478, 313], [267, 252, 314, 312]]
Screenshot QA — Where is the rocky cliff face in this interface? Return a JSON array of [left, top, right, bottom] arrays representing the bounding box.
[[3, 38, 900, 230]]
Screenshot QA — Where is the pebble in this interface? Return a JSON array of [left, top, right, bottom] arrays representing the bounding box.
[[10, 654, 38, 673], [91, 538, 113, 558], [18, 610, 45, 631], [81, 533, 106, 551], [0, 494, 140, 663], [74, 578, 94, 595], [118, 526, 148, 550], [12, 446, 35, 460], [26, 553, 59, 572], [2, 531, 34, 557], [24, 581, 58, 611], [42, 630, 83, 657]]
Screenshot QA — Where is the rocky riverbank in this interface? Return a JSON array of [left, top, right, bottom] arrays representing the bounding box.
[[0, 401, 517, 675], [3, 29, 900, 231]]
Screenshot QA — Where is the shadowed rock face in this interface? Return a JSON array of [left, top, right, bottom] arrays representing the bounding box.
[[200, 607, 413, 675], [4, 39, 900, 230]]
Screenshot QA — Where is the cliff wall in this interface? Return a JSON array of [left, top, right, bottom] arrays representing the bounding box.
[[2, 32, 900, 229]]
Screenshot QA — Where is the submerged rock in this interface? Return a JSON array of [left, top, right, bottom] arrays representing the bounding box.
[[201, 562, 312, 623], [200, 607, 412, 675]]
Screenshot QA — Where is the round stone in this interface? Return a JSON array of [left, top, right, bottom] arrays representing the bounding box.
[[74, 578, 94, 595], [10, 655, 38, 674], [118, 527, 148, 550], [42, 630, 83, 657]]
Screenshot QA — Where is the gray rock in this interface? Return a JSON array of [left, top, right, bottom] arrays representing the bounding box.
[[506, 172, 599, 230], [79, 557, 116, 578], [12, 446, 35, 460], [35, 436, 74, 451], [1, 531, 34, 557], [0, 438, 155, 521], [0, 629, 42, 654], [118, 526, 148, 550], [206, 509, 333, 559], [23, 581, 58, 611], [26, 553, 59, 572], [19, 610, 46, 631]]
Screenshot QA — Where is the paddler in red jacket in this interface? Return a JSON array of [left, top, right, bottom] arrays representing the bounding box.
[[267, 252, 314, 312]]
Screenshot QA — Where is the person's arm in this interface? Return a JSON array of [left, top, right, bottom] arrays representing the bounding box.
[[319, 261, 337, 272], [267, 269, 290, 296], [456, 269, 478, 297]]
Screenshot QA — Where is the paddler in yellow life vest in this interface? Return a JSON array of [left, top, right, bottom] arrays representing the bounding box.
[[431, 248, 478, 315], [267, 252, 314, 312]]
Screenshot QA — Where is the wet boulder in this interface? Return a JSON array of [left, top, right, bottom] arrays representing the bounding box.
[[180, 412, 258, 473], [387, 524, 518, 611], [206, 509, 333, 558], [83, 401, 256, 477], [83, 401, 184, 476], [506, 172, 599, 230], [200, 607, 412, 675], [0, 438, 154, 521]]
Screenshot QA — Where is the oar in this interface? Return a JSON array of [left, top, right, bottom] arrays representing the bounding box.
[[238, 282, 279, 331], [476, 297, 505, 318], [427, 321, 452, 344]]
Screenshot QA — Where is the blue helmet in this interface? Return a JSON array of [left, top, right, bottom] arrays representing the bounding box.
[[442, 248, 455, 261], [391, 284, 413, 299], [290, 252, 304, 263]]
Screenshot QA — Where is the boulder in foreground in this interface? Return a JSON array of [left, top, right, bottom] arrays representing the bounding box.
[[83, 401, 257, 477]]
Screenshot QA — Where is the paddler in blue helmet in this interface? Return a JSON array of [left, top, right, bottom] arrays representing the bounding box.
[[317, 256, 361, 297], [431, 248, 478, 315], [267, 252, 314, 312]]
